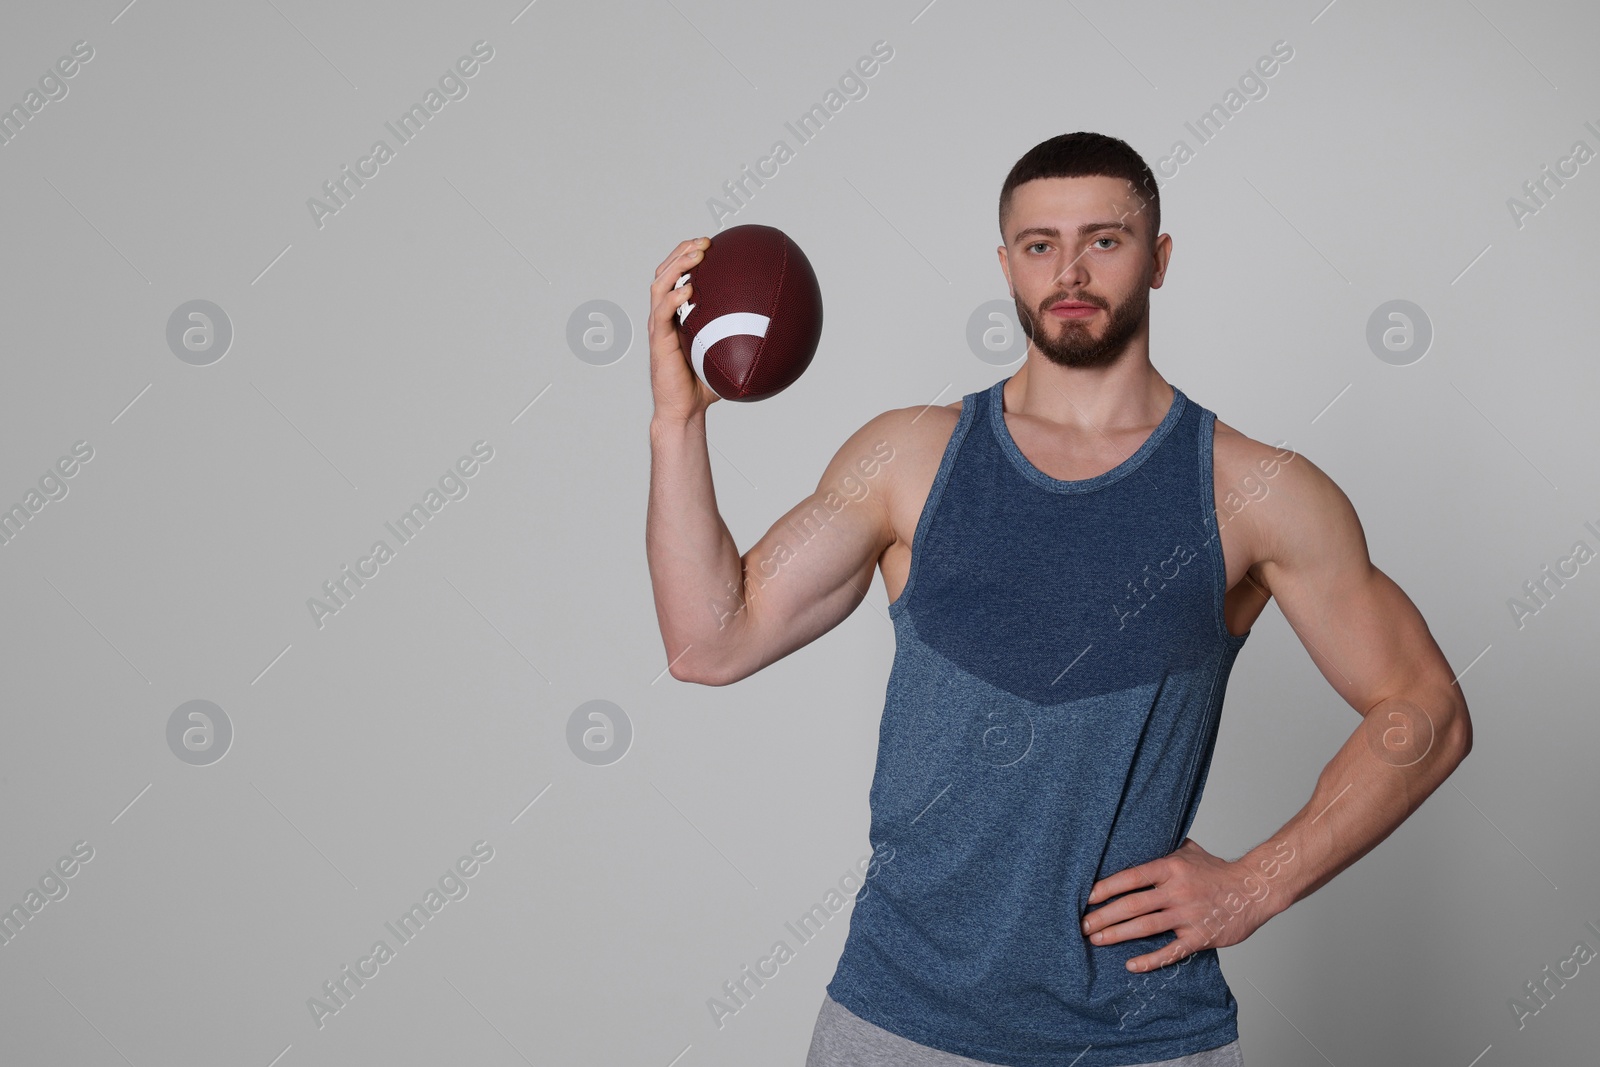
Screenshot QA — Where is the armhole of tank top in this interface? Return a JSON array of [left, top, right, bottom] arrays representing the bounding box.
[[1199, 407, 1249, 647], [887, 394, 977, 620]]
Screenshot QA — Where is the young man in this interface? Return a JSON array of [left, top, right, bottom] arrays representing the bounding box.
[[645, 132, 1472, 1067]]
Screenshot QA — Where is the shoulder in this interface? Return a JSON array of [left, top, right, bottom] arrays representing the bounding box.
[[1210, 415, 1365, 569], [1210, 416, 1298, 497], [813, 398, 962, 504], [848, 396, 966, 460], [829, 398, 966, 536]]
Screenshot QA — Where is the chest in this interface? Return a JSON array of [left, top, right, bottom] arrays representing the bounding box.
[[878, 419, 1262, 637]]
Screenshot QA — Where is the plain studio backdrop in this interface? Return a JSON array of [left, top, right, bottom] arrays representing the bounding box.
[[0, 0, 1595, 1064]]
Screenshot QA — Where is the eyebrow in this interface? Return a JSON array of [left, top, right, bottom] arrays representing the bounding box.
[[1011, 221, 1131, 244]]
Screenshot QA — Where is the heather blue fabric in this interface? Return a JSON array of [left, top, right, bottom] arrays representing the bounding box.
[[825, 377, 1252, 1067]]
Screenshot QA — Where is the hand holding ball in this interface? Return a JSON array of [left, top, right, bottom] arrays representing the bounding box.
[[672, 224, 823, 402]]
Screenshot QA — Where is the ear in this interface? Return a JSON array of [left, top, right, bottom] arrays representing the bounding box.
[[1149, 232, 1173, 290]]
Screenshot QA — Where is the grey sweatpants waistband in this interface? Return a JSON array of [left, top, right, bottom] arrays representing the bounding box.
[[805, 993, 1244, 1067]]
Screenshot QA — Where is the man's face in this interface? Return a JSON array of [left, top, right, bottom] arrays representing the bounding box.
[[997, 175, 1169, 370]]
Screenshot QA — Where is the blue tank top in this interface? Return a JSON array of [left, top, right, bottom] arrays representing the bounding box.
[[826, 376, 1252, 1067]]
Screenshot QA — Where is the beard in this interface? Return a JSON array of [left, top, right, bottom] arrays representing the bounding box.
[[1015, 281, 1148, 369]]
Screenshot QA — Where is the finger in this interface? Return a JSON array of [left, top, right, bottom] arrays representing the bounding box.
[[650, 258, 693, 309], [649, 253, 701, 311], [1088, 906, 1178, 946], [1126, 937, 1193, 973], [651, 274, 691, 315], [1087, 858, 1167, 905], [654, 237, 707, 282], [1083, 887, 1167, 936], [649, 280, 693, 337], [651, 256, 694, 302], [653, 238, 695, 279]]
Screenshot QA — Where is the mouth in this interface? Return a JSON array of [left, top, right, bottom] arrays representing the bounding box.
[[1049, 301, 1101, 319]]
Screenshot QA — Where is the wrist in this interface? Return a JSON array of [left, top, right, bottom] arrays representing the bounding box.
[[1235, 837, 1302, 920], [650, 408, 706, 441]]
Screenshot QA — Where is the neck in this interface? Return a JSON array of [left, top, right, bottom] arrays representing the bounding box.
[[1005, 350, 1172, 434]]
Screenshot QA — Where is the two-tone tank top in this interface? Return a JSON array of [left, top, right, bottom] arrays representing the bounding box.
[[826, 375, 1252, 1067]]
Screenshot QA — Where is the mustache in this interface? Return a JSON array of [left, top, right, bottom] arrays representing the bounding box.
[[1042, 293, 1106, 311]]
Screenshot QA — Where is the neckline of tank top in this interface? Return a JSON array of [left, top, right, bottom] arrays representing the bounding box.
[[987, 376, 1188, 494]]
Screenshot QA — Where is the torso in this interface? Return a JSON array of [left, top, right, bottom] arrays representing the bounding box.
[[876, 395, 1272, 639]]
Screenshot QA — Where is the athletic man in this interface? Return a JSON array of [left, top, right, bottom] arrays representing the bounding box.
[[645, 132, 1472, 1067]]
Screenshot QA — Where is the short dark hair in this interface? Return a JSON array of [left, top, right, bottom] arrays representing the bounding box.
[[998, 132, 1160, 247]]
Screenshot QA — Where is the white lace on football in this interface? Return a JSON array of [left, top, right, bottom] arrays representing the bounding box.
[[688, 312, 770, 400], [673, 272, 694, 324]]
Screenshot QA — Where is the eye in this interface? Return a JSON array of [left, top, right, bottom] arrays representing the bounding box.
[[1027, 242, 1050, 254], [1093, 236, 1119, 249]]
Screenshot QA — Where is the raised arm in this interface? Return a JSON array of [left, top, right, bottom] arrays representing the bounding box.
[[643, 237, 897, 686]]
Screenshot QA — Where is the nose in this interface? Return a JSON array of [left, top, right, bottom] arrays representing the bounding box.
[[1051, 247, 1090, 292]]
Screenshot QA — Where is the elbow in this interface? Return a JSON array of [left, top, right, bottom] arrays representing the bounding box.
[[1452, 709, 1473, 763], [661, 624, 751, 685], [1442, 693, 1473, 765], [668, 658, 742, 687], [667, 659, 706, 684]]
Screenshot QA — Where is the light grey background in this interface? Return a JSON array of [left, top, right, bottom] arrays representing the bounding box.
[[1, 0, 1595, 1064]]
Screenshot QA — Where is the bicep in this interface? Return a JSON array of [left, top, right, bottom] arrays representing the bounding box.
[[718, 418, 898, 683], [1257, 458, 1454, 713]]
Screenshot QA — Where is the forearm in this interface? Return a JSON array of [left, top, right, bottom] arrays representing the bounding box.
[[1239, 689, 1472, 918], [646, 413, 747, 682]]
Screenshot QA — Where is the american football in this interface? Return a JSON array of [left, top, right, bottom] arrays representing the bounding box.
[[673, 224, 823, 402]]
